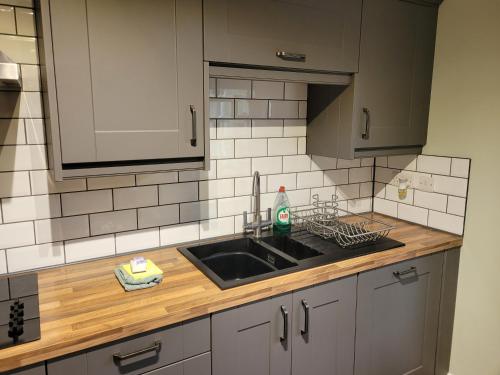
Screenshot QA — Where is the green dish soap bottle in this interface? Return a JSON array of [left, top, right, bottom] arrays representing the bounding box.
[[273, 186, 291, 234]]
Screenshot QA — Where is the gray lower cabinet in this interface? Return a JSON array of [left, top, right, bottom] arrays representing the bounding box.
[[354, 253, 444, 375], [204, 0, 362, 73], [47, 317, 210, 375], [307, 0, 438, 159], [5, 364, 46, 375], [212, 276, 357, 375], [37, 0, 207, 180]]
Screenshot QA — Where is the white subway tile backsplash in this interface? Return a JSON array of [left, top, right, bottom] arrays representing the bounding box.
[[268, 100, 298, 118], [218, 158, 251, 178], [433, 175, 468, 197], [210, 120, 217, 139], [210, 98, 234, 118], [349, 167, 373, 183], [0, 171, 30, 198], [310, 186, 336, 201], [61, 190, 112, 216], [199, 216, 234, 240], [0, 34, 37, 64], [0, 5, 15, 34], [34, 215, 89, 244], [337, 184, 360, 200], [268, 173, 296, 192], [30, 170, 86, 195], [211, 139, 235, 159], [159, 182, 198, 204], [25, 118, 45, 144], [115, 228, 160, 254], [199, 179, 234, 200], [324, 169, 349, 186], [209, 78, 216, 97], [373, 198, 398, 217], [297, 137, 306, 154], [283, 155, 310, 173], [374, 182, 386, 199], [0, 251, 6, 274], [179, 160, 216, 181], [87, 175, 135, 190], [7, 242, 64, 272], [15, 7, 36, 36], [398, 204, 428, 226], [218, 196, 251, 217], [360, 182, 373, 198], [252, 81, 284, 99], [298, 101, 307, 119], [388, 155, 417, 170], [0, 145, 47, 171], [311, 155, 337, 171], [414, 190, 447, 212], [2, 194, 60, 222], [235, 99, 268, 118], [217, 119, 251, 139], [375, 167, 399, 184], [287, 189, 311, 207], [252, 156, 281, 175], [65, 234, 115, 263], [0, 119, 25, 145], [337, 159, 361, 169], [451, 158, 470, 178], [235, 138, 267, 158], [417, 155, 451, 175], [180, 200, 217, 222], [361, 158, 375, 167], [160, 222, 199, 246], [447, 196, 466, 217], [234, 176, 267, 196], [284, 82, 307, 100], [217, 79, 251, 98], [268, 138, 297, 156], [136, 172, 178, 186], [138, 204, 179, 229], [251, 119, 283, 138], [90, 209, 137, 236], [348, 198, 372, 214], [297, 171, 323, 189], [375, 157, 388, 167], [0, 222, 34, 249], [428, 210, 464, 235], [283, 119, 306, 137]]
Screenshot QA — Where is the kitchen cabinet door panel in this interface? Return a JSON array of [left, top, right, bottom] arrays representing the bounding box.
[[212, 293, 292, 375], [292, 276, 357, 375], [354, 253, 444, 375], [353, 0, 437, 150], [5, 364, 46, 375], [204, 0, 362, 73]]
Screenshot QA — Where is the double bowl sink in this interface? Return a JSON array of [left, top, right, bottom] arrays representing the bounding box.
[[179, 231, 404, 289]]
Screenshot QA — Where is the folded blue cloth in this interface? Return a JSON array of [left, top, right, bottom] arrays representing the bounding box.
[[114, 265, 163, 292]]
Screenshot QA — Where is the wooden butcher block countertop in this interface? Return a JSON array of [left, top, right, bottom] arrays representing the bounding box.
[[0, 214, 463, 372]]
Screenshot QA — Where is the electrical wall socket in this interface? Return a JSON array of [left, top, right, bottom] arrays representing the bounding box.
[[414, 174, 434, 192]]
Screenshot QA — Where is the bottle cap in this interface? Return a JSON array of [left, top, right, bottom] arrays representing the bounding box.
[[279, 186, 285, 192]]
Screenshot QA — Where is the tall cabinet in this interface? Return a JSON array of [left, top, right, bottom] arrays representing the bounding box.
[[38, 0, 208, 180]]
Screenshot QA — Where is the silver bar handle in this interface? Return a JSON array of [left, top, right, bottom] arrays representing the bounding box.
[[393, 266, 417, 278], [113, 341, 162, 362], [276, 51, 306, 62], [361, 107, 370, 140], [190, 105, 197, 147], [301, 300, 310, 336], [280, 305, 289, 344]]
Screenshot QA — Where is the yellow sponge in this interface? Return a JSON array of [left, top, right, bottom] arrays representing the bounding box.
[[121, 259, 163, 281]]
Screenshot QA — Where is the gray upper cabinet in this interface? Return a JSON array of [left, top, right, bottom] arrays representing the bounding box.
[[307, 0, 438, 159], [354, 253, 444, 375], [38, 0, 207, 180], [291, 276, 357, 375], [204, 0, 362, 73], [212, 276, 357, 375]]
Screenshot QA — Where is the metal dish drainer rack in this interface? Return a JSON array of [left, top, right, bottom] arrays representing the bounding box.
[[291, 194, 395, 248]]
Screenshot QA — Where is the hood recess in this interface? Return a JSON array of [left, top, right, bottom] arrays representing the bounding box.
[[0, 51, 22, 90]]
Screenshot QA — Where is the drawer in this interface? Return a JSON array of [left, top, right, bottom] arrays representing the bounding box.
[[5, 363, 46, 375], [143, 352, 211, 375], [86, 316, 210, 375], [359, 252, 444, 285]]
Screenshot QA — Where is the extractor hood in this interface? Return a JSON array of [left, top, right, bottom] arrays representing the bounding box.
[[0, 51, 21, 90]]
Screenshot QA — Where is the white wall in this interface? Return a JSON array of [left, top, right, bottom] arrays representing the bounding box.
[[425, 1, 500, 374]]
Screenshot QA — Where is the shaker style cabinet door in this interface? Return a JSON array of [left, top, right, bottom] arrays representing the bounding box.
[[48, 0, 204, 165], [5, 364, 46, 375], [212, 293, 293, 375], [291, 276, 357, 375], [354, 253, 444, 375], [352, 0, 438, 151], [204, 0, 362, 73]]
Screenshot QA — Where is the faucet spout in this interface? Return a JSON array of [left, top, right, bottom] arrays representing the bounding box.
[[243, 171, 272, 238]]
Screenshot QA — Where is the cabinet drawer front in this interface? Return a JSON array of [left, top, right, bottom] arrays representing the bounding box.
[[6, 364, 45, 375], [86, 317, 210, 375], [204, 0, 362, 73], [144, 352, 211, 375]]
